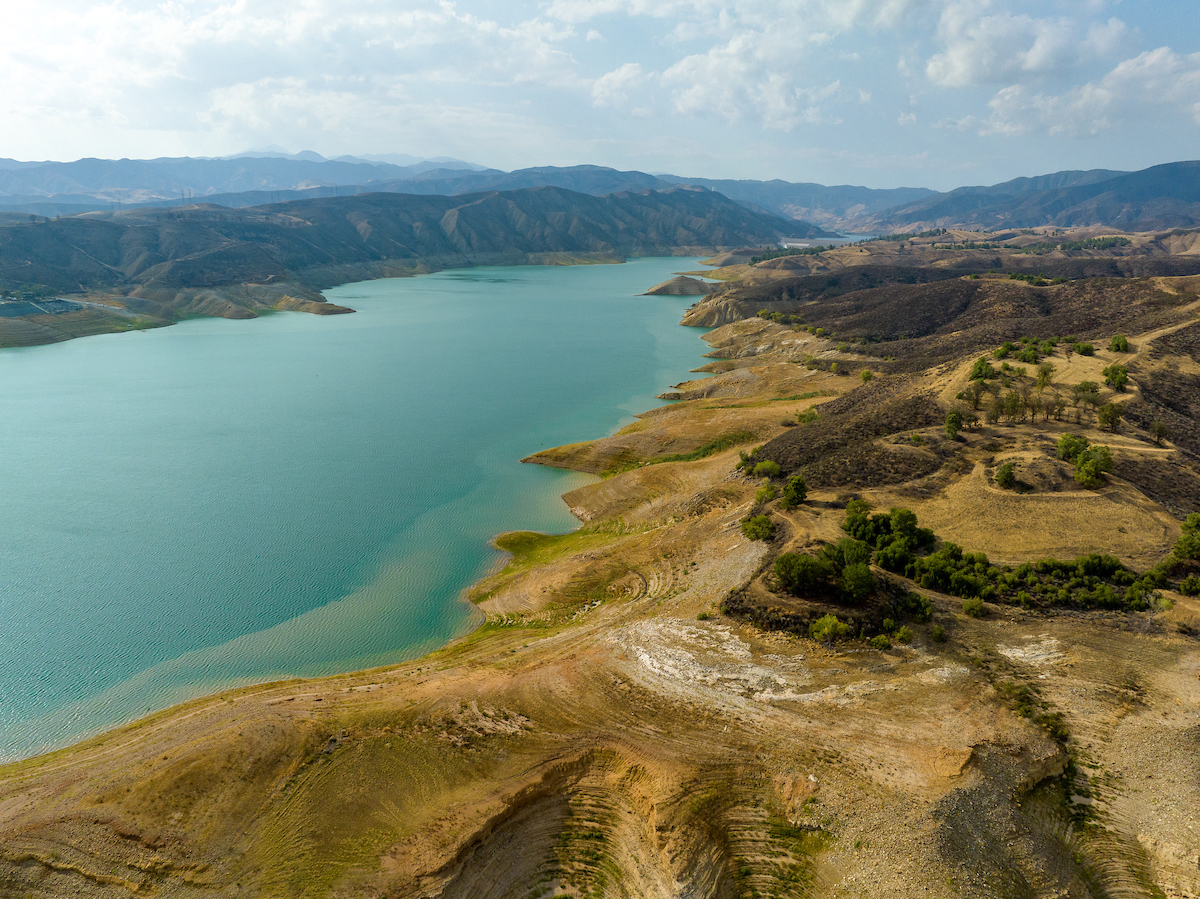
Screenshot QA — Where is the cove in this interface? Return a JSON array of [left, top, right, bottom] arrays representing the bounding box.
[[0, 257, 712, 762]]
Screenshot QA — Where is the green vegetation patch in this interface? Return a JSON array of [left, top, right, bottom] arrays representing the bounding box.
[[843, 504, 1166, 612], [604, 431, 759, 477], [751, 245, 837, 264]]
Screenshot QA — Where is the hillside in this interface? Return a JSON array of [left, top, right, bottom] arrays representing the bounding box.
[[869, 161, 1200, 232], [0, 185, 807, 293], [2, 225, 1199, 898]]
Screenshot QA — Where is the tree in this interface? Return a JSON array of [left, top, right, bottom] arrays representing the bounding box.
[[779, 474, 808, 509], [839, 561, 875, 603], [1035, 361, 1055, 392], [985, 394, 1004, 425], [944, 409, 964, 440], [1109, 335, 1129, 352], [860, 369, 873, 383], [964, 380, 987, 410], [1102, 364, 1129, 392], [1097, 402, 1122, 433], [969, 357, 996, 380], [1057, 434, 1090, 463], [1172, 513, 1200, 561], [1150, 420, 1168, 446], [775, 553, 834, 595]]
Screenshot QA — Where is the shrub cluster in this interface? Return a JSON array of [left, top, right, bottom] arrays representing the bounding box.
[[775, 536, 875, 604], [1056, 434, 1114, 487], [840, 504, 1163, 612]]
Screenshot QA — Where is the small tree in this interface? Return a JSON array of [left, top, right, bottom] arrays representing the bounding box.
[[994, 462, 1017, 489], [1057, 434, 1090, 462], [969, 357, 996, 380], [944, 409, 964, 440], [1109, 335, 1129, 352], [1102, 364, 1129, 392], [1035, 361, 1055, 391], [775, 553, 834, 595], [839, 562, 875, 604], [1150, 420, 1168, 446], [1097, 402, 1122, 433], [779, 474, 808, 509], [860, 369, 873, 383]]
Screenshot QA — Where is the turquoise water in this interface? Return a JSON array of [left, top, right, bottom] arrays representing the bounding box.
[[0, 258, 711, 762]]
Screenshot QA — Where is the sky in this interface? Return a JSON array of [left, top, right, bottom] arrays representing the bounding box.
[[2, 0, 1199, 189]]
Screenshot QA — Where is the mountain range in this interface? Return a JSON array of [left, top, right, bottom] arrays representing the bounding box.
[[0, 185, 814, 295], [2, 154, 1200, 233]]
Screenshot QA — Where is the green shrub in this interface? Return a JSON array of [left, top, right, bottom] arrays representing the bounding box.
[[1180, 575, 1200, 596], [969, 357, 997, 380], [1174, 513, 1200, 560], [894, 625, 914, 644], [775, 553, 834, 595], [994, 462, 1017, 490], [860, 369, 874, 382], [1110, 335, 1129, 352], [840, 562, 875, 604], [1072, 342, 1095, 356], [944, 410, 963, 440], [1057, 434, 1090, 463], [756, 484, 778, 504], [779, 474, 808, 510], [696, 611, 711, 620], [963, 597, 986, 618], [931, 624, 947, 643], [870, 635, 892, 650], [809, 614, 851, 642], [1102, 363, 1129, 391], [753, 460, 781, 478], [742, 515, 775, 541], [895, 590, 934, 622]]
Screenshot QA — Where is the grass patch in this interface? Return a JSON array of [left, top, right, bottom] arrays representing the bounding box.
[[601, 431, 758, 476]]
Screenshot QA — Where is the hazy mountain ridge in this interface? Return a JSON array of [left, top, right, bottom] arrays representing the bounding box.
[[0, 185, 811, 294], [2, 156, 1200, 233]]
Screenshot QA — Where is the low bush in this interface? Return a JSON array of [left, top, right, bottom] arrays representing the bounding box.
[[756, 484, 778, 504], [742, 515, 775, 541], [810, 614, 851, 642], [963, 597, 986, 618], [994, 462, 1016, 490], [1180, 575, 1200, 596], [870, 635, 892, 650], [753, 460, 781, 478], [778, 474, 807, 510]]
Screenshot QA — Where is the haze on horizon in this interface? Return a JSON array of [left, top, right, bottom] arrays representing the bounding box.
[[2, 0, 1199, 191]]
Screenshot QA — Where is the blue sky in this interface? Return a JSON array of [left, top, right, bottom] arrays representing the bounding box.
[[2, 0, 1198, 188]]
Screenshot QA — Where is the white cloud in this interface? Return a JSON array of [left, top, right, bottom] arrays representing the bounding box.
[[925, 3, 1127, 87], [592, 63, 645, 107], [964, 47, 1200, 137]]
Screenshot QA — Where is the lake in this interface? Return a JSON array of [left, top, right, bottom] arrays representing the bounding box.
[[0, 257, 712, 761]]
